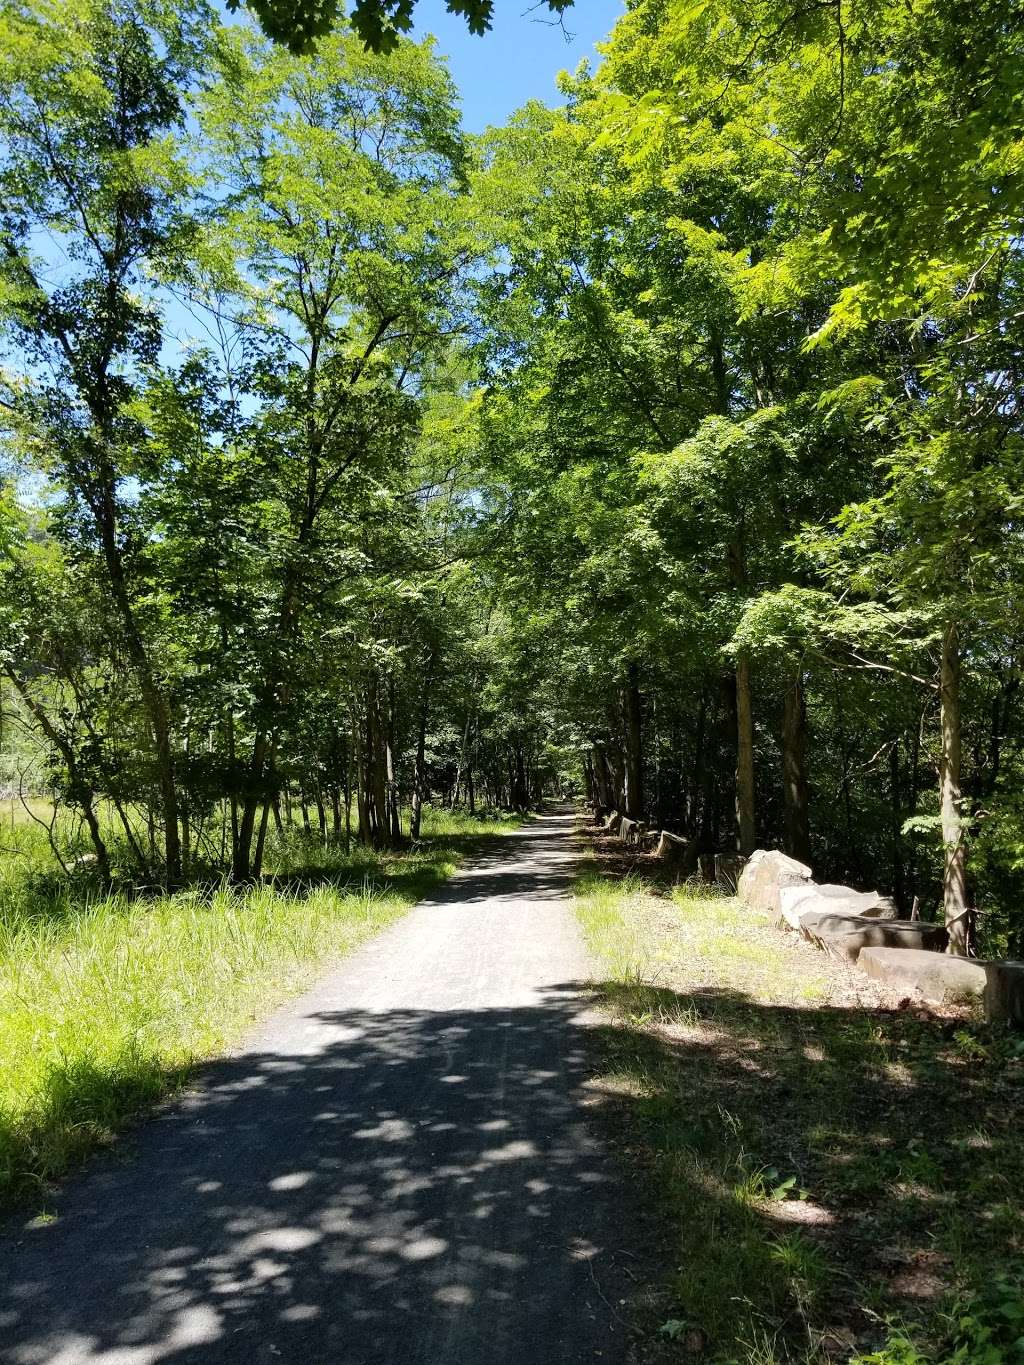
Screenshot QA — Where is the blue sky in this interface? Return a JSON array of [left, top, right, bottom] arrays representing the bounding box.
[[412, 0, 624, 131]]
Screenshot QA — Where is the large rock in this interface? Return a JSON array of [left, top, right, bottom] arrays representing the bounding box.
[[737, 849, 813, 914], [804, 916, 947, 964], [859, 949, 1024, 1024], [779, 882, 898, 931]]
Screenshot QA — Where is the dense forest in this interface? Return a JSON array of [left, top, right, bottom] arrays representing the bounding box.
[[1, 0, 1022, 960]]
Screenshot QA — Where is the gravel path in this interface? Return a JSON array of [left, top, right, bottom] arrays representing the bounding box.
[[0, 810, 631, 1365]]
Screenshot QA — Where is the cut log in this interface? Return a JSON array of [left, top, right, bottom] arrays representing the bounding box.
[[737, 849, 813, 914], [779, 883, 898, 931], [859, 949, 1024, 1024], [603, 810, 622, 835], [802, 915, 947, 964], [697, 853, 716, 884]]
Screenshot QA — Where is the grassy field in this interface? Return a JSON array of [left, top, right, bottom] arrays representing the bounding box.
[[0, 806, 518, 1212], [574, 839, 1024, 1365]]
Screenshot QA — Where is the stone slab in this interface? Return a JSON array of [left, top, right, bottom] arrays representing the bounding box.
[[804, 917, 947, 964], [860, 948, 1024, 1024], [780, 883, 898, 930]]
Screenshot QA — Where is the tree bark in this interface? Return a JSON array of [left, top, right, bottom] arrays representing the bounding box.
[[410, 660, 434, 841], [940, 621, 970, 955], [735, 652, 756, 856], [782, 668, 811, 864], [622, 662, 644, 820], [590, 743, 612, 809]]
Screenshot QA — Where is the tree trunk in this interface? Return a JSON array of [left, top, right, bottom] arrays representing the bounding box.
[[386, 681, 401, 844], [890, 740, 906, 912], [735, 652, 756, 856], [252, 797, 272, 881], [622, 662, 644, 820], [233, 731, 271, 880], [782, 668, 811, 864], [93, 489, 182, 883], [940, 621, 970, 955], [410, 664, 433, 842], [510, 744, 529, 811], [368, 683, 389, 846], [591, 743, 612, 809], [688, 692, 707, 841], [605, 729, 626, 812]]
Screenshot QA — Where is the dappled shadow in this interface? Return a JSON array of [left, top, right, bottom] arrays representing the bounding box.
[[0, 988, 633, 1365], [7, 977, 1017, 1363], [587, 975, 1024, 1357], [0, 811, 643, 1365], [8, 810, 1014, 1361]]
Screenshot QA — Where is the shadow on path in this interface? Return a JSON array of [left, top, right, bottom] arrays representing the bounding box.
[[0, 812, 638, 1365]]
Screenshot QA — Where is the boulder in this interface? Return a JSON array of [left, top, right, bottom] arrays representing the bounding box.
[[859, 949, 1024, 1024], [803, 916, 947, 964], [714, 853, 746, 892], [737, 849, 813, 914], [779, 882, 898, 931]]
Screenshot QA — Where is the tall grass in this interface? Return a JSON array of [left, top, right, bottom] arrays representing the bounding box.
[[0, 803, 516, 1209]]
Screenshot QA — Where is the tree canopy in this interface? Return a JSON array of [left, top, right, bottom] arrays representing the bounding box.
[[1, 0, 1022, 959], [235, 0, 577, 54]]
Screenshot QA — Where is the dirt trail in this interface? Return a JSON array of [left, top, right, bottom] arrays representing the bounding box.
[[0, 810, 632, 1365]]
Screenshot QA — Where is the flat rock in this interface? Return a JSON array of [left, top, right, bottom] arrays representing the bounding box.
[[804, 917, 947, 964], [655, 830, 697, 872], [860, 948, 1024, 1024], [737, 848, 813, 914], [779, 882, 898, 930]]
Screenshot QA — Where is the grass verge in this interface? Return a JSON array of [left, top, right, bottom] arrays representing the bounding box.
[[0, 805, 517, 1212], [574, 846, 1024, 1365]]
